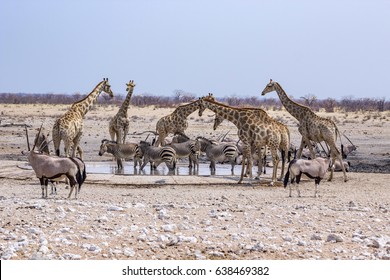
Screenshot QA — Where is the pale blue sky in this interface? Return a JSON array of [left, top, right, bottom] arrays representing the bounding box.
[[1, 0, 389, 99]]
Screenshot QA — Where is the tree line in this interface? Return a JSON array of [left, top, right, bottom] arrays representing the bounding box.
[[0, 92, 388, 112]]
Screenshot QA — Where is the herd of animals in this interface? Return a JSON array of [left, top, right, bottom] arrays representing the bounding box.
[[24, 78, 357, 199]]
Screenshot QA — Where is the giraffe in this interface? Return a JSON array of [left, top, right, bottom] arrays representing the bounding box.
[[153, 99, 202, 146], [261, 79, 348, 182], [109, 80, 135, 143], [214, 106, 291, 180], [198, 96, 281, 185], [52, 78, 114, 158]]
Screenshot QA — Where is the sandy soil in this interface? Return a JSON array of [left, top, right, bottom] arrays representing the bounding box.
[[0, 103, 389, 260]]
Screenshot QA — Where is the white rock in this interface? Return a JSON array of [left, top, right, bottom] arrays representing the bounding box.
[[178, 235, 198, 243], [39, 245, 49, 254], [201, 219, 212, 225], [161, 224, 177, 233], [123, 247, 135, 257], [134, 203, 146, 208], [251, 243, 265, 252], [130, 225, 139, 231], [158, 234, 169, 242], [1, 248, 16, 260], [63, 253, 81, 260], [310, 234, 322, 241], [55, 206, 65, 213], [81, 233, 95, 239], [137, 234, 147, 242], [28, 227, 40, 235], [326, 234, 344, 243], [209, 251, 225, 257], [282, 236, 293, 242], [158, 209, 170, 219], [60, 227, 71, 233], [194, 250, 206, 260], [66, 207, 76, 212], [39, 237, 48, 245], [108, 205, 124, 211]]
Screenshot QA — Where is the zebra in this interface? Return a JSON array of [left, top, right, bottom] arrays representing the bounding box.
[[98, 139, 142, 170], [167, 133, 201, 170], [196, 136, 239, 174], [138, 141, 177, 171]]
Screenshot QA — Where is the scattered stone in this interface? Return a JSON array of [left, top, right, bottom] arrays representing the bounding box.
[[161, 224, 177, 233], [55, 206, 65, 213], [158, 209, 170, 219], [326, 234, 344, 243], [107, 205, 124, 211], [123, 247, 135, 257], [311, 234, 322, 241], [282, 236, 293, 242], [97, 216, 109, 222], [63, 253, 81, 260]]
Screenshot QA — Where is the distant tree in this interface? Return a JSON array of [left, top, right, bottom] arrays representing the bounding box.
[[300, 94, 317, 108], [173, 89, 196, 103], [322, 98, 337, 112], [376, 97, 385, 112]]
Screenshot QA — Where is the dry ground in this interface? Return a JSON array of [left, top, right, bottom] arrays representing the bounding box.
[[0, 103, 389, 260]]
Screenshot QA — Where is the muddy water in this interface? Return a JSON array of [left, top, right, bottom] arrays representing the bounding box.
[[86, 162, 270, 176]]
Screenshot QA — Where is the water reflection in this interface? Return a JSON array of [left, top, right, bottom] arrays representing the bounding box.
[[86, 162, 266, 176]]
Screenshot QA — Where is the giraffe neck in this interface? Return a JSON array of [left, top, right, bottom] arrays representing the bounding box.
[[273, 82, 312, 121], [71, 81, 105, 117], [117, 86, 134, 117], [203, 100, 242, 128], [174, 100, 200, 118]]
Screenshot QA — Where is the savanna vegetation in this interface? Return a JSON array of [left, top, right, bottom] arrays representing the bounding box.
[[0, 91, 388, 112]]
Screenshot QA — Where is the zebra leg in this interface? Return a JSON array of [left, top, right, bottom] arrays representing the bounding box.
[[140, 156, 149, 171], [117, 158, 123, 170], [210, 160, 216, 175]]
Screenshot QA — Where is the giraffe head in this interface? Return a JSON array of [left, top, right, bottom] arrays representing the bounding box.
[[102, 78, 114, 98], [261, 79, 276, 96], [198, 93, 215, 117], [126, 80, 136, 91], [213, 114, 224, 130]]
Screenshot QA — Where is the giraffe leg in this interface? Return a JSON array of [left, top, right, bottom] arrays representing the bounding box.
[[123, 124, 129, 144], [76, 145, 83, 160], [278, 149, 286, 181], [64, 138, 72, 157], [329, 146, 348, 182], [255, 146, 263, 179], [117, 130, 123, 145], [72, 139, 81, 158], [296, 138, 305, 159], [238, 156, 246, 184], [109, 126, 116, 142], [239, 146, 252, 184], [155, 134, 166, 147], [269, 148, 280, 186], [307, 142, 317, 159]]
